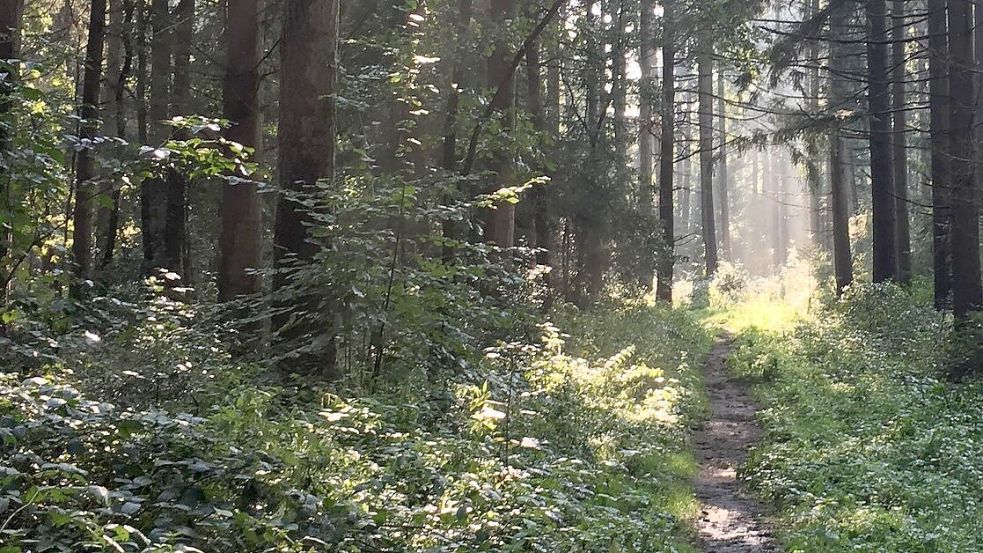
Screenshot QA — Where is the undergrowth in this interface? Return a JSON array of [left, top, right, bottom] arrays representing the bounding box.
[[726, 282, 983, 553], [0, 296, 712, 552]]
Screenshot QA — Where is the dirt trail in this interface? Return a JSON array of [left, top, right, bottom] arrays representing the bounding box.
[[693, 336, 781, 553]]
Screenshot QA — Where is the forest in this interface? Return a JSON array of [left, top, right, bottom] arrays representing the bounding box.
[[2, 0, 983, 551]]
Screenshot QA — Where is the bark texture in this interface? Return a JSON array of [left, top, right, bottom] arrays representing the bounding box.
[[273, 0, 340, 373], [218, 0, 263, 301]]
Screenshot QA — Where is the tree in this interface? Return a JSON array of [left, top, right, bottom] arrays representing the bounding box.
[[656, 0, 675, 303], [698, 42, 717, 276], [716, 72, 730, 259], [484, 0, 516, 248], [829, 0, 854, 294], [807, 0, 824, 249], [947, 0, 982, 317], [866, 0, 898, 283], [891, 0, 911, 284], [0, 0, 25, 274], [927, 0, 951, 308], [71, 0, 107, 282], [638, 0, 655, 235], [767, 147, 781, 268], [273, 0, 340, 372], [166, 0, 193, 281], [96, 0, 129, 270], [218, 0, 262, 301], [142, 0, 172, 274]]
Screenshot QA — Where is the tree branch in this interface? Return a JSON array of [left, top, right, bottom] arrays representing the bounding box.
[[461, 0, 568, 176]]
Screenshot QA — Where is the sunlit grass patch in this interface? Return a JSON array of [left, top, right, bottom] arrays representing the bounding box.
[[705, 296, 805, 334]]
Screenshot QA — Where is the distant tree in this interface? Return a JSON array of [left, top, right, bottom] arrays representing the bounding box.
[[716, 72, 730, 259], [698, 41, 718, 276], [166, 0, 193, 281], [638, 0, 655, 211], [96, 0, 130, 269], [142, 0, 173, 275], [656, 0, 675, 303]]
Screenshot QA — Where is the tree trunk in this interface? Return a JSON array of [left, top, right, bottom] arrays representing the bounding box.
[[439, 0, 473, 259], [95, 0, 122, 268], [808, 0, 824, 248], [582, 1, 605, 297], [698, 45, 717, 276], [484, 0, 516, 248], [273, 0, 340, 373], [891, 0, 911, 284], [767, 148, 781, 268], [141, 0, 171, 274], [777, 153, 788, 267], [135, 0, 148, 144], [611, 0, 627, 163], [716, 71, 730, 259], [97, 0, 132, 270], [656, 1, 675, 303], [71, 0, 107, 283], [638, 0, 654, 216], [0, 0, 25, 279], [168, 0, 193, 282], [928, 0, 951, 308], [947, 0, 982, 317], [218, 0, 263, 301], [830, 0, 854, 294], [525, 4, 555, 304], [680, 149, 691, 233], [866, 0, 898, 283], [525, 6, 544, 233]]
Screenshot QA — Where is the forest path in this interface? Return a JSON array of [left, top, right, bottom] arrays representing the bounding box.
[[692, 336, 781, 553]]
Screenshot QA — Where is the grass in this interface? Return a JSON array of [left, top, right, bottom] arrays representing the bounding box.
[[718, 281, 983, 553]]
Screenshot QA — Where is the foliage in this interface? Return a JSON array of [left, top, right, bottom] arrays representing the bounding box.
[[1, 280, 714, 553], [727, 283, 983, 553]]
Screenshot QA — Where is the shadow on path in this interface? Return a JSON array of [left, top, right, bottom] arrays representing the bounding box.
[[693, 336, 781, 553]]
